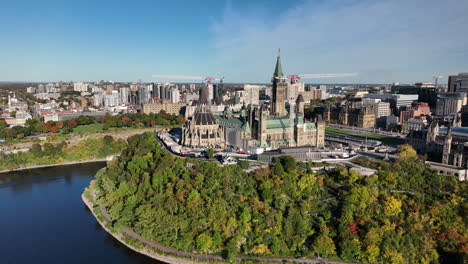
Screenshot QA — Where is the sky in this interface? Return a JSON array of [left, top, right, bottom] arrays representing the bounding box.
[[1, 0, 467, 84]]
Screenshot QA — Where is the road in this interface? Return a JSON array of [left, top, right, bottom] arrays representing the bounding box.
[[326, 123, 406, 138]]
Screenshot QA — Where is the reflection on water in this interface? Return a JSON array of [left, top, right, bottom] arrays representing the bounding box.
[[0, 162, 164, 264]]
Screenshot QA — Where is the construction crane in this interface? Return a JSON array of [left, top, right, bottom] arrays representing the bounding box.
[[287, 73, 359, 84], [433, 74, 443, 88], [285, 72, 359, 147], [151, 74, 222, 84]]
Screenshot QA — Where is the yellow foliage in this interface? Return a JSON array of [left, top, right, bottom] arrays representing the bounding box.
[[383, 248, 405, 264], [384, 196, 402, 217], [365, 244, 380, 262], [251, 244, 271, 255]]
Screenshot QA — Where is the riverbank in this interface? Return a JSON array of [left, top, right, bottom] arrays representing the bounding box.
[[82, 185, 350, 264], [0, 159, 107, 174], [82, 189, 211, 264]]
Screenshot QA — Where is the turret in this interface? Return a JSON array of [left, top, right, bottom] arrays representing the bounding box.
[[259, 104, 269, 143], [442, 125, 453, 164]]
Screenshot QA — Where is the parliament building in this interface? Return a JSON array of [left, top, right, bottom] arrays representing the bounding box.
[[181, 54, 325, 150]]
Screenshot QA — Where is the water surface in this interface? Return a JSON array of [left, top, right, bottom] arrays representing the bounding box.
[[0, 163, 164, 264]]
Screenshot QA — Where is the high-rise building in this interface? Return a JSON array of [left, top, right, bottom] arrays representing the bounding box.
[[213, 78, 224, 104], [318, 85, 329, 99], [152, 84, 160, 99], [38, 84, 46, 93], [456, 78, 468, 92], [417, 82, 437, 109], [46, 83, 55, 93], [170, 87, 180, 104], [119, 87, 130, 104], [435, 92, 467, 118], [448, 73, 468, 93], [103, 91, 121, 107], [138, 86, 149, 105], [159, 85, 169, 100]]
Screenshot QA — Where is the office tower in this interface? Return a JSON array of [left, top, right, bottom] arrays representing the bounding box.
[[448, 73, 468, 93]]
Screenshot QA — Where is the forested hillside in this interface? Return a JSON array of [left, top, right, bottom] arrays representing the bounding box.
[[92, 133, 467, 263]]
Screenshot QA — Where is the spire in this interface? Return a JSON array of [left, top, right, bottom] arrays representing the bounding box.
[[273, 50, 284, 78]]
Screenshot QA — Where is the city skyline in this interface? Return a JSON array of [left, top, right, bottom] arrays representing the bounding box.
[[1, 0, 467, 84]]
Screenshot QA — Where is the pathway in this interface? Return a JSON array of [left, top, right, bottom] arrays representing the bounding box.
[[87, 189, 352, 264]]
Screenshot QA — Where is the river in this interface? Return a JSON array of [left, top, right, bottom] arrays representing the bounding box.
[[0, 162, 164, 264]]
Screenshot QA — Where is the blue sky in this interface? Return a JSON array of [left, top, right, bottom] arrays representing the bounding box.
[[1, 0, 467, 84]]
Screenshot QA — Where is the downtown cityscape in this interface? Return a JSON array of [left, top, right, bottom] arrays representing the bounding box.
[[0, 0, 467, 264]]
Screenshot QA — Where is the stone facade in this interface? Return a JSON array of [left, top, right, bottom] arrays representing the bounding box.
[[181, 104, 224, 148], [143, 100, 185, 115]]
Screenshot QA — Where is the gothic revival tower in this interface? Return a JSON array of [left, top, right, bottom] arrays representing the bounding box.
[[271, 54, 287, 116], [442, 126, 453, 164]]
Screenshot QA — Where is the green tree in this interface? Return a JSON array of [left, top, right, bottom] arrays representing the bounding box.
[[396, 144, 417, 160], [31, 143, 42, 156], [312, 234, 336, 257], [196, 232, 213, 252]]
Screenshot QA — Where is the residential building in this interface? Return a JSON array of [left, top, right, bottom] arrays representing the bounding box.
[[103, 91, 120, 107], [73, 81, 88, 92], [119, 87, 130, 104], [138, 86, 149, 105], [170, 87, 180, 104], [142, 100, 185, 115]]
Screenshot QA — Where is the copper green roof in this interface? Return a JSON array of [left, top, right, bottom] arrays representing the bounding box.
[[266, 117, 290, 129], [242, 121, 251, 132], [273, 55, 284, 77], [215, 115, 244, 128]]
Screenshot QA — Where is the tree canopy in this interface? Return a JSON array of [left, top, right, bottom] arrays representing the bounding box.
[[92, 133, 467, 263]]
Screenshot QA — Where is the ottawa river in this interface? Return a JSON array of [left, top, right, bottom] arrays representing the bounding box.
[[0, 163, 164, 264]]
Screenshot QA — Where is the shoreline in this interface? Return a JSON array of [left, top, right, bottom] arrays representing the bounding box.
[[82, 187, 349, 264], [0, 159, 107, 174], [81, 191, 208, 264]]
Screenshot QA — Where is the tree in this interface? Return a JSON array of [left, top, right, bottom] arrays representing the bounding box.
[[33, 122, 45, 133], [103, 135, 114, 145], [196, 232, 213, 252], [383, 196, 402, 217], [31, 143, 42, 156], [207, 148, 214, 159], [396, 144, 417, 160], [224, 237, 239, 263], [251, 244, 271, 255], [312, 234, 336, 257]]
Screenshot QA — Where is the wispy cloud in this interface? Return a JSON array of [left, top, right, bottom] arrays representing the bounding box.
[[210, 0, 468, 83]]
